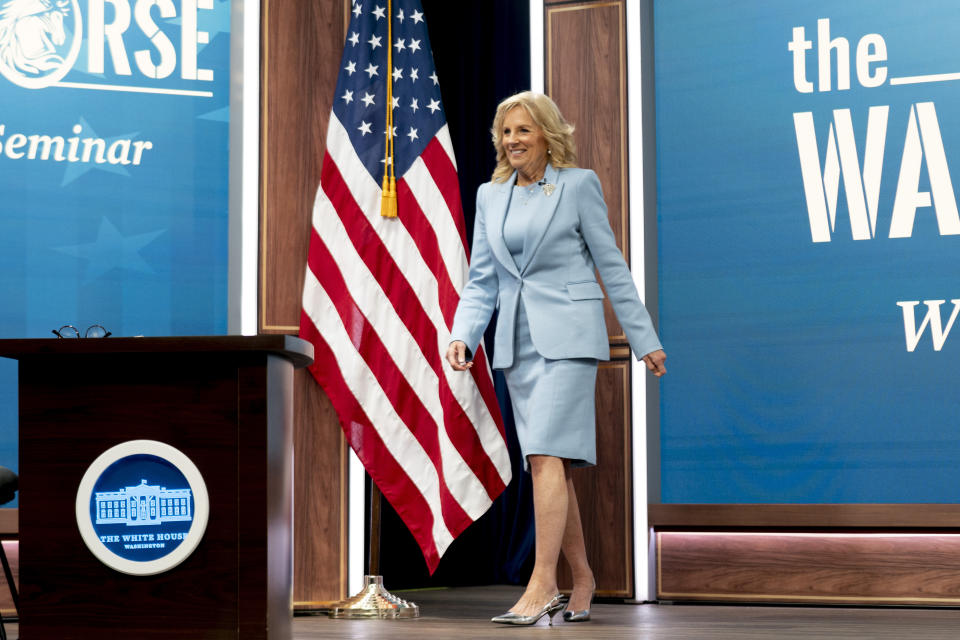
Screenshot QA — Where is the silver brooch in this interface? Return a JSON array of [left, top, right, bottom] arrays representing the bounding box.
[[542, 183, 555, 197]]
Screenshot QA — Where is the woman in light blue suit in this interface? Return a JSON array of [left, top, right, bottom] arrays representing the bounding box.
[[446, 92, 666, 625]]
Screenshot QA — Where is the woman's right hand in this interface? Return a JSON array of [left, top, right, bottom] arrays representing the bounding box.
[[445, 341, 473, 371], [642, 349, 667, 377]]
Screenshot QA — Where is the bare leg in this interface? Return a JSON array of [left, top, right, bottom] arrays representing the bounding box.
[[508, 455, 567, 616], [561, 469, 595, 612]]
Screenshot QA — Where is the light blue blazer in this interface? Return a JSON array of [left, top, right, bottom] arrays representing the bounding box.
[[451, 163, 662, 369]]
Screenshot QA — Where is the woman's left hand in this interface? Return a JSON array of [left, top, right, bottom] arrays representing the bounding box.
[[642, 349, 667, 377], [445, 340, 473, 371]]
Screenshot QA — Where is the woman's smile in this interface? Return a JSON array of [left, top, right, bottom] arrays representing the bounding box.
[[501, 107, 549, 185]]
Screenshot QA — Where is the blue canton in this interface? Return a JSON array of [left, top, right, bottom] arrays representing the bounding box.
[[332, 0, 448, 181]]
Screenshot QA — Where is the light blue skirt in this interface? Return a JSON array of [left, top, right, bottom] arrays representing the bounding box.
[[502, 300, 599, 471]]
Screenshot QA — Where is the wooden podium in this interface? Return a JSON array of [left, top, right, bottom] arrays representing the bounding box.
[[0, 335, 313, 640]]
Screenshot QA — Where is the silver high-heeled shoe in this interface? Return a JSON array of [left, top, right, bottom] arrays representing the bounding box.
[[562, 586, 595, 622], [562, 608, 591, 622], [491, 593, 564, 625]]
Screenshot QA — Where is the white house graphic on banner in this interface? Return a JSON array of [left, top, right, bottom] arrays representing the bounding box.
[[95, 479, 192, 527]]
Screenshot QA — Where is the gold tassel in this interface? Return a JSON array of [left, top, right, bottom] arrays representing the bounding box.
[[380, 0, 397, 219], [380, 174, 397, 218]]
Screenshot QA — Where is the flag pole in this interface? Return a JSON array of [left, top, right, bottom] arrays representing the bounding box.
[[325, 2, 412, 616], [368, 480, 382, 575]]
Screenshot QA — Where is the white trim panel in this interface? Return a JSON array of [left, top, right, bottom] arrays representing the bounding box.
[[626, 0, 651, 603]]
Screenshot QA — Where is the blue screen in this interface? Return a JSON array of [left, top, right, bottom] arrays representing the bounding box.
[[656, 0, 960, 502], [0, 0, 233, 501]]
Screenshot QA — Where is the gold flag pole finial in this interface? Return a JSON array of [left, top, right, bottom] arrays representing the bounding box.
[[380, 0, 398, 218]]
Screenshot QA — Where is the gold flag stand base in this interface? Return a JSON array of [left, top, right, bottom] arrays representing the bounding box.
[[329, 575, 420, 619]]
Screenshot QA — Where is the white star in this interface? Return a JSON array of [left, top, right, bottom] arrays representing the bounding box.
[[429, 71, 439, 85], [361, 91, 376, 107], [406, 127, 419, 142], [409, 67, 419, 82], [397, 8, 404, 22], [368, 34, 382, 49], [410, 98, 419, 113], [344, 61, 356, 75], [411, 9, 423, 23], [365, 63, 379, 78], [341, 89, 354, 104], [394, 38, 406, 53], [392, 125, 398, 136], [372, 5, 385, 19], [348, 31, 360, 46], [353, 4, 362, 18], [358, 121, 372, 136], [426, 98, 440, 114], [392, 66, 403, 81], [391, 96, 399, 109], [408, 38, 421, 53]]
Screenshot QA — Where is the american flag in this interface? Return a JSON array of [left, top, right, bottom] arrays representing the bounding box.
[[299, 0, 512, 573]]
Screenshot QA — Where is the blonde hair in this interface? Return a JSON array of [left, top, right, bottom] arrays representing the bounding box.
[[490, 91, 577, 183]]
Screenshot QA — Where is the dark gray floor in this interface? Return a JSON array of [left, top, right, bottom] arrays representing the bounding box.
[[291, 585, 960, 639], [5, 585, 959, 638]]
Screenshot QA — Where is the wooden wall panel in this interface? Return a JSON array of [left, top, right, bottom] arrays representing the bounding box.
[[652, 506, 960, 604], [261, 1, 343, 333], [261, 0, 349, 605], [658, 531, 960, 605], [290, 369, 349, 606], [559, 359, 633, 597], [547, 0, 628, 344], [547, 0, 635, 599]]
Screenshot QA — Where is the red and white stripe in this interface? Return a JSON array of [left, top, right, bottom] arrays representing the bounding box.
[[300, 114, 511, 572]]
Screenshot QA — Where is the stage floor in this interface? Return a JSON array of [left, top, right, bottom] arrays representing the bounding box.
[[5, 584, 960, 638], [292, 585, 960, 640]]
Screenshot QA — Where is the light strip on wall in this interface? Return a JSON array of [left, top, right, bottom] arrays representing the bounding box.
[[530, 0, 545, 93], [348, 448, 365, 594], [240, 0, 260, 336], [626, 0, 651, 603], [227, 0, 260, 336]]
